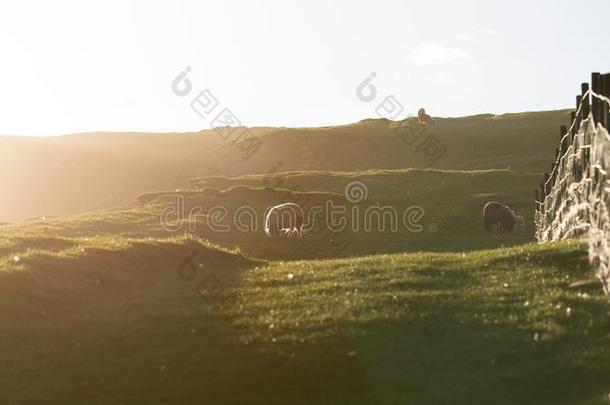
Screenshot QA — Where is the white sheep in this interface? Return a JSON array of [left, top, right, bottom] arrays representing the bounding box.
[[264, 203, 304, 238]]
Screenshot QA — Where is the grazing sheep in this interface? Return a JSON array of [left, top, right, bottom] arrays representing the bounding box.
[[483, 201, 525, 233], [417, 107, 435, 125], [265, 203, 304, 238]]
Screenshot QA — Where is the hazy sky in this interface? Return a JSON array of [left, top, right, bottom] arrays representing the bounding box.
[[0, 0, 609, 135]]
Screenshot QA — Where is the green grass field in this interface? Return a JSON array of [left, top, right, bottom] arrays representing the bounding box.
[[0, 233, 608, 404], [2, 111, 609, 404], [4, 167, 537, 261]]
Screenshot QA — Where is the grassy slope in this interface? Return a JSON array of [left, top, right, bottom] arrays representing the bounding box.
[[1, 235, 608, 404], [3, 109, 606, 403], [145, 168, 538, 259], [0, 110, 569, 221], [5, 168, 539, 259], [220, 110, 571, 175]]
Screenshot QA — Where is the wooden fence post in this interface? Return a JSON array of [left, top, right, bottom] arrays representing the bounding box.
[[601, 74, 606, 129], [592, 73, 601, 124], [560, 125, 568, 154], [551, 149, 559, 187], [582, 83, 590, 118], [576, 95, 582, 132], [602, 73, 610, 130]]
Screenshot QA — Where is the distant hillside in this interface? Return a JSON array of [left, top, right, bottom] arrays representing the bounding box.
[[220, 110, 571, 176], [0, 110, 569, 221], [9, 168, 537, 259]]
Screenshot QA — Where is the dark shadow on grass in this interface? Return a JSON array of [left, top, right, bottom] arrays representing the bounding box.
[[339, 292, 610, 405]]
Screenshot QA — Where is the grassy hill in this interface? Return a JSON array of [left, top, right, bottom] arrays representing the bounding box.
[[5, 168, 538, 259], [1, 231, 608, 404], [3, 109, 605, 403], [143, 167, 540, 257], [0, 110, 569, 221], [218, 110, 571, 175]]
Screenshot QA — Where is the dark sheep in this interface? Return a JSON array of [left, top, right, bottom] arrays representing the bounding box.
[[417, 108, 435, 125], [483, 201, 524, 233]]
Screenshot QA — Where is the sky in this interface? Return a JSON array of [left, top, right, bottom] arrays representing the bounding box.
[[0, 0, 609, 136]]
